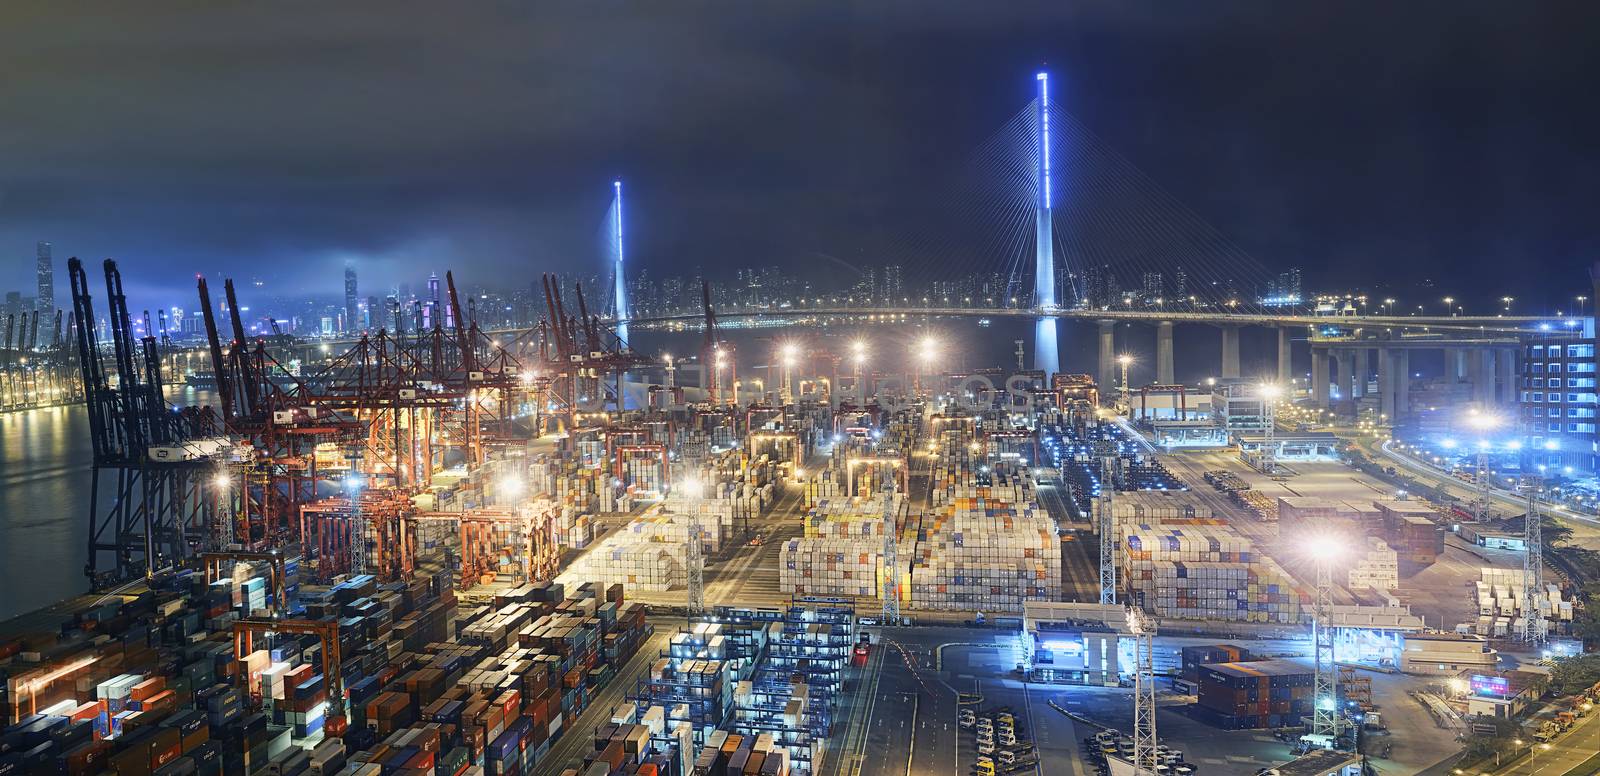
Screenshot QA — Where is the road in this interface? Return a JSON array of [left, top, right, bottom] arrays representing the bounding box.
[[1490, 707, 1600, 775], [704, 483, 807, 607], [532, 626, 672, 775], [1370, 436, 1600, 541], [605, 480, 811, 610], [822, 641, 887, 776], [1036, 477, 1100, 603]]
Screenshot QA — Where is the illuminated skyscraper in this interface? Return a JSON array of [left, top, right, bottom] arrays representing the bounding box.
[[344, 263, 359, 332], [428, 272, 441, 329], [34, 241, 53, 345]]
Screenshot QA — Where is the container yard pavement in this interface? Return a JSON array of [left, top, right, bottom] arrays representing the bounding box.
[[1158, 450, 1524, 632], [563, 482, 809, 610], [844, 627, 1469, 776], [530, 625, 672, 776]]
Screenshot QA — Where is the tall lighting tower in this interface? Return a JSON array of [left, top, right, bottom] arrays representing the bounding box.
[[1522, 476, 1545, 646], [881, 473, 900, 625], [1259, 383, 1282, 473], [915, 336, 938, 396], [1466, 411, 1500, 522], [851, 339, 867, 386], [1309, 537, 1343, 747], [779, 343, 798, 405], [347, 473, 367, 576], [1127, 606, 1158, 774], [680, 477, 705, 614], [1098, 456, 1117, 605], [1117, 354, 1133, 403]]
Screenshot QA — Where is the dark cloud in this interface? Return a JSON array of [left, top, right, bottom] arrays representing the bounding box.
[[0, 1, 1596, 310]]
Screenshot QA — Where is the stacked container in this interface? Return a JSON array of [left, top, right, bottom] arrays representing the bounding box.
[[905, 487, 1061, 612], [1120, 522, 1307, 624]]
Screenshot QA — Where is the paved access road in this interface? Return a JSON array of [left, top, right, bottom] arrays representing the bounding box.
[[1489, 708, 1600, 775]]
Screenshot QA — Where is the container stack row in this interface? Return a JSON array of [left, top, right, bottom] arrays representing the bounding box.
[[1276, 497, 1386, 545], [1120, 522, 1307, 624], [1345, 538, 1399, 591], [1375, 500, 1445, 575], [1190, 659, 1314, 730], [906, 487, 1061, 612], [1473, 568, 1572, 638]]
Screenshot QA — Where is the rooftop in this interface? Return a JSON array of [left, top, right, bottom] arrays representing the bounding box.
[[1200, 659, 1311, 679], [1273, 749, 1364, 776]]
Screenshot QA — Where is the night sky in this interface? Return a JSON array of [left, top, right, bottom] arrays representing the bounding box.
[[1, 2, 1596, 309]]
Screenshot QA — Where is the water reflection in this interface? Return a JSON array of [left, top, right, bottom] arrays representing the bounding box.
[[0, 387, 218, 621]]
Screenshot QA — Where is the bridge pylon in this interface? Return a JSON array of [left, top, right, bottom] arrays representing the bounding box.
[[1033, 71, 1060, 376]]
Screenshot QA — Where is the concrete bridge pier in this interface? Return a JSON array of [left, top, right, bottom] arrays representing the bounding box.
[[1220, 325, 1241, 379], [1445, 348, 1467, 381], [1156, 321, 1175, 384], [1311, 346, 1330, 409], [1394, 350, 1411, 419], [1334, 349, 1353, 406], [1471, 350, 1495, 406], [1276, 326, 1292, 385], [1496, 348, 1517, 406], [1097, 320, 1116, 395], [1377, 347, 1395, 420], [1352, 348, 1368, 398]]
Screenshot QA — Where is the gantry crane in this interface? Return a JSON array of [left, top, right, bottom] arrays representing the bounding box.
[[232, 618, 346, 736], [202, 551, 290, 615], [71, 258, 226, 587]]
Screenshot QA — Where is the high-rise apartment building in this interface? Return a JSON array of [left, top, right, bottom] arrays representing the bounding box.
[[1519, 320, 1597, 474], [1263, 268, 1303, 307], [883, 264, 903, 303], [1142, 271, 1164, 301], [428, 273, 444, 329]]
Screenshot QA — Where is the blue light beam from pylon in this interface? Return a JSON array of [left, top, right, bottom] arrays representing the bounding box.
[[1034, 71, 1060, 376], [611, 178, 629, 344]]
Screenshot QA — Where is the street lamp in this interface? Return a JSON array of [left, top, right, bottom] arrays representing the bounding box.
[[1443, 296, 1455, 316], [1116, 354, 1133, 403]]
